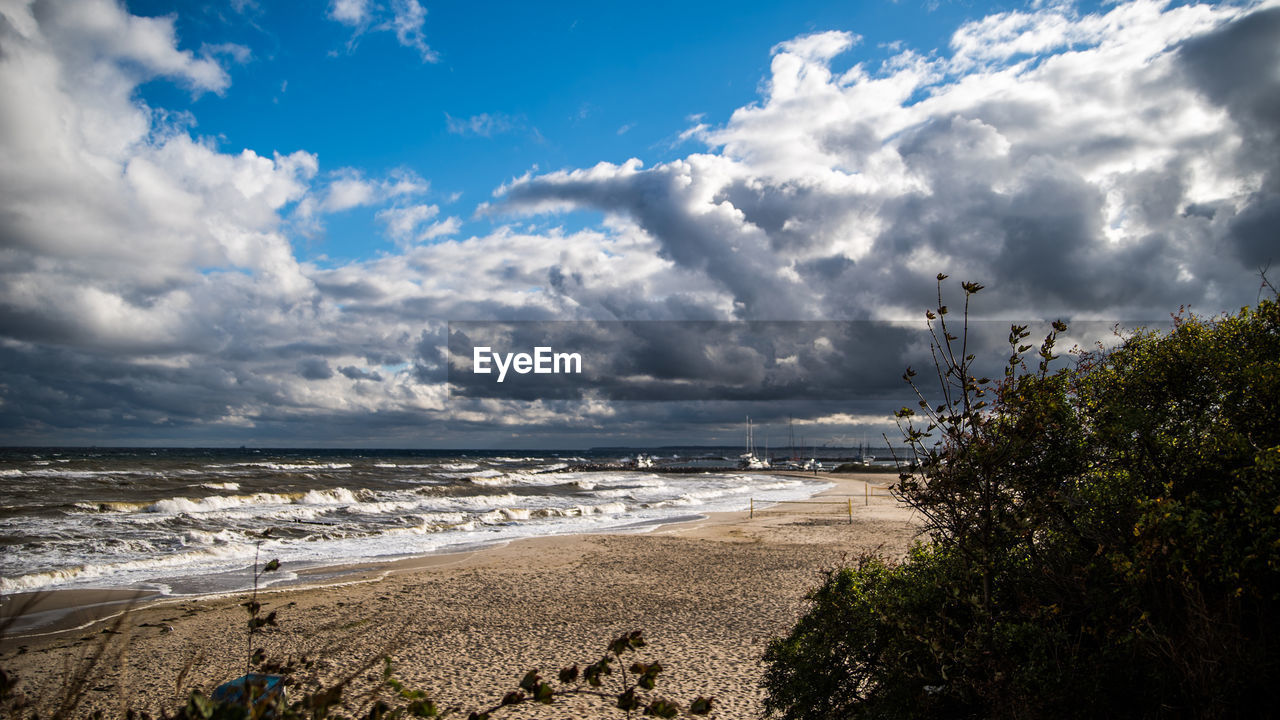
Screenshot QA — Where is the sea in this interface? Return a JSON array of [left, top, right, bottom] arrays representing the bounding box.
[[0, 448, 832, 598]]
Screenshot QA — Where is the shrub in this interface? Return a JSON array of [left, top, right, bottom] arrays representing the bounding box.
[[763, 277, 1280, 719]]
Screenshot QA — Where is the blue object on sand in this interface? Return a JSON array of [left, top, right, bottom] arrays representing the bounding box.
[[211, 673, 286, 714]]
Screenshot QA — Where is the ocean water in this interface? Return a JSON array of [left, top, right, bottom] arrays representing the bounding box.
[[0, 448, 829, 596]]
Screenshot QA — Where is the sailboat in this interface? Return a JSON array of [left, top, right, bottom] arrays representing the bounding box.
[[738, 416, 771, 470], [856, 435, 875, 466], [801, 434, 822, 471]]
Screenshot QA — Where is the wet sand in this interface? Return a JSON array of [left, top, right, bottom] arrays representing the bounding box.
[[1, 473, 917, 718]]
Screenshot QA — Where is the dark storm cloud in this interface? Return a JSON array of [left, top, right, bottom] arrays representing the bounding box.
[[445, 320, 1046, 415], [0, 342, 273, 435], [500, 161, 819, 319], [297, 358, 334, 380], [1178, 6, 1280, 152], [712, 179, 867, 253], [1227, 196, 1280, 267], [871, 156, 1188, 313], [1177, 6, 1280, 269], [338, 366, 384, 382]]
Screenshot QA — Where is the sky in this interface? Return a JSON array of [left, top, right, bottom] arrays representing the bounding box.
[[0, 0, 1277, 448]]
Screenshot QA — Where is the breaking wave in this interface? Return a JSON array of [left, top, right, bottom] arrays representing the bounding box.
[[1, 451, 830, 595]]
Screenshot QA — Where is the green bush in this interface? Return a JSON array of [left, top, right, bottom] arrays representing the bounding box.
[[763, 279, 1280, 719]]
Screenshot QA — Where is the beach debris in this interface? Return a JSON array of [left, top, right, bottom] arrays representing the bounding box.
[[209, 673, 285, 715]]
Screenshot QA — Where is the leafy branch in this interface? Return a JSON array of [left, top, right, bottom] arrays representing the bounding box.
[[890, 273, 1068, 619], [463, 630, 713, 719]]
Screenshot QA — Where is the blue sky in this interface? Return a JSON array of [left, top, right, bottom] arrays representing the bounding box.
[[0, 0, 1275, 446]]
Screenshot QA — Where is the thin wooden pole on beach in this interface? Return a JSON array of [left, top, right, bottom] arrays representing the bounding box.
[[750, 497, 754, 518], [848, 497, 853, 524], [865, 481, 869, 506]]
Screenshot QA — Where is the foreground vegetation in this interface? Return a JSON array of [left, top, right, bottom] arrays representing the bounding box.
[[2, 546, 715, 719], [763, 278, 1280, 718], [3, 600, 713, 720]]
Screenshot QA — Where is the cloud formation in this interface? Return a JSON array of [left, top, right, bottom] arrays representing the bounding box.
[[328, 0, 370, 27], [2, 0, 1278, 446], [326, 0, 438, 62], [501, 0, 1276, 323], [445, 112, 523, 137]]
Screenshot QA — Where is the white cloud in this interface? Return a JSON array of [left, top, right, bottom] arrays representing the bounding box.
[[772, 30, 860, 65], [0, 2, 316, 339], [445, 112, 518, 137], [418, 216, 462, 240], [201, 42, 252, 65], [329, 0, 370, 26], [323, 175, 378, 212], [325, 0, 438, 62], [27, 0, 232, 94], [320, 169, 429, 212], [390, 0, 437, 62], [500, 0, 1275, 322], [376, 203, 463, 245]]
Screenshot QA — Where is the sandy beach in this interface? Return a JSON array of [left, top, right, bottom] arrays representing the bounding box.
[[1, 472, 917, 718]]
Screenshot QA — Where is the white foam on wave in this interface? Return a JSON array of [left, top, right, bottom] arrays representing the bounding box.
[[573, 501, 629, 516], [180, 528, 247, 547], [463, 470, 593, 488], [476, 499, 630, 525], [146, 492, 299, 514], [440, 492, 521, 510], [414, 511, 469, 526], [25, 469, 126, 479], [8, 468, 834, 595], [374, 463, 440, 469], [384, 512, 478, 536], [74, 487, 371, 517], [441, 468, 504, 482], [0, 541, 258, 593], [343, 498, 427, 515], [438, 462, 480, 472], [236, 462, 354, 471], [300, 487, 366, 504], [457, 470, 570, 487], [479, 507, 531, 522]]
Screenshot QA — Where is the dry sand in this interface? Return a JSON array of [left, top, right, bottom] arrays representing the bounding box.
[[1, 472, 918, 719]]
